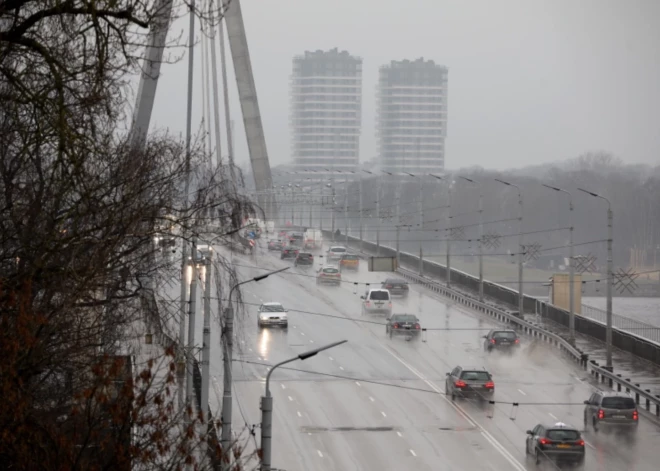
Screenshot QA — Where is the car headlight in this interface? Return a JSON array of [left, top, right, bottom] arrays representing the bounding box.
[[259, 313, 268, 319]]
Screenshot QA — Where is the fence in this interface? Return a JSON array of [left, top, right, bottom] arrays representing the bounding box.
[[581, 304, 660, 345]]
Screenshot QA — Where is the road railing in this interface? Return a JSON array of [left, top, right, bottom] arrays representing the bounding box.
[[393, 266, 660, 418]]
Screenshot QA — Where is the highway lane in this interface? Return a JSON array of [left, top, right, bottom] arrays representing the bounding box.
[[225, 248, 524, 470], [223, 243, 660, 471]]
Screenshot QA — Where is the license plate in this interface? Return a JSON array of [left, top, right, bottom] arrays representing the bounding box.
[[557, 444, 570, 449], [612, 415, 625, 418]]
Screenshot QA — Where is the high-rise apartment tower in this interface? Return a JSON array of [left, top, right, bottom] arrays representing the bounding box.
[[290, 49, 362, 176], [377, 58, 448, 174]]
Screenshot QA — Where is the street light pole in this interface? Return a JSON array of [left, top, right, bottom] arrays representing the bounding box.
[[200, 248, 213, 441], [186, 238, 199, 409], [406, 173, 425, 276], [459, 176, 484, 302], [543, 184, 575, 344], [221, 267, 290, 460], [260, 340, 348, 471], [578, 188, 613, 368], [359, 172, 364, 251], [495, 179, 524, 316]]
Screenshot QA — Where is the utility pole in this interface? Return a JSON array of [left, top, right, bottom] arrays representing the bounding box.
[[418, 175, 424, 276], [446, 183, 452, 286], [186, 238, 199, 409], [359, 172, 364, 251], [331, 186, 336, 240], [496, 179, 524, 316], [200, 249, 213, 450], [459, 176, 484, 302], [395, 180, 401, 265], [344, 186, 349, 246], [376, 176, 381, 256], [606, 202, 613, 368]]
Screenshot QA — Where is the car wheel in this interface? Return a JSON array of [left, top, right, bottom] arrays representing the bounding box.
[[389, 330, 392, 339], [257, 320, 263, 329], [283, 323, 288, 330], [534, 448, 540, 465], [450, 390, 455, 401], [583, 413, 588, 430], [592, 418, 599, 433]]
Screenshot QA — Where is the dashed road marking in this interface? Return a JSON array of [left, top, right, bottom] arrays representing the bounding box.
[[355, 381, 361, 387], [248, 348, 253, 352], [328, 356, 334, 361], [548, 413, 558, 420], [584, 440, 596, 450], [288, 396, 293, 402], [381, 411, 387, 417], [281, 384, 286, 390], [517, 389, 526, 396], [369, 396, 375, 402], [301, 332, 306, 336], [339, 366, 344, 371], [310, 340, 314, 343], [396, 431, 403, 437], [317, 450, 324, 458], [297, 411, 302, 417], [410, 449, 417, 457]]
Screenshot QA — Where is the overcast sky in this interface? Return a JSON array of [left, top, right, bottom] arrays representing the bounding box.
[[144, 0, 660, 172]]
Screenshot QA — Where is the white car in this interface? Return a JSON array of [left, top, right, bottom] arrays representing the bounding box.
[[361, 289, 392, 315], [257, 302, 288, 329], [326, 246, 347, 262]]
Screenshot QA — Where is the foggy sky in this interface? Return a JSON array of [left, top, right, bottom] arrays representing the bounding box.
[[144, 0, 660, 172]]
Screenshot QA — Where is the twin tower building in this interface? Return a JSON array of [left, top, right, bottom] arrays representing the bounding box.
[[290, 48, 448, 178]]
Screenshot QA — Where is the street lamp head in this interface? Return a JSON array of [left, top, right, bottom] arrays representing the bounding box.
[[253, 267, 290, 283], [458, 176, 475, 183], [494, 178, 511, 186], [577, 188, 599, 198], [542, 184, 561, 192], [298, 340, 348, 360]]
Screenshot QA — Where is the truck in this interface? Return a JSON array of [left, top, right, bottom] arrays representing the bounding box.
[[303, 229, 323, 250]]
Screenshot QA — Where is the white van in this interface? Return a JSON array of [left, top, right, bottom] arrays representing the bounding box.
[[361, 289, 392, 315]]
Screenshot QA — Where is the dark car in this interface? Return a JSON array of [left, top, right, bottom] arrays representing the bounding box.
[[294, 252, 314, 267], [267, 239, 283, 251], [483, 329, 520, 352], [526, 422, 585, 468], [584, 391, 638, 433], [385, 314, 421, 339], [288, 232, 304, 245], [445, 366, 494, 401], [381, 278, 409, 297], [280, 245, 300, 260]]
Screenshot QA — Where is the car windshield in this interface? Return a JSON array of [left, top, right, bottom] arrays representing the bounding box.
[[261, 304, 285, 312], [323, 268, 339, 274], [369, 291, 390, 300], [493, 331, 517, 339], [547, 429, 580, 441], [392, 315, 417, 323], [460, 371, 490, 381], [601, 397, 636, 409]]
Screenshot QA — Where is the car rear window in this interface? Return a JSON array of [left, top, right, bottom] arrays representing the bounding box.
[[601, 397, 636, 409], [342, 254, 359, 260], [460, 371, 490, 381], [298, 253, 312, 259], [369, 291, 390, 300], [546, 429, 580, 441], [322, 268, 339, 274], [493, 331, 517, 339], [393, 315, 418, 323], [330, 247, 346, 253]]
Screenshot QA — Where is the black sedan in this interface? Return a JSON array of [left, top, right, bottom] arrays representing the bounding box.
[[267, 239, 283, 251], [385, 314, 421, 339], [381, 278, 409, 297], [280, 246, 300, 260], [483, 329, 520, 352]]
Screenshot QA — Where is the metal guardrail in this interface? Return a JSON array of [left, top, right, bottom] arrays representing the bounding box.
[[581, 304, 660, 345], [395, 267, 660, 418]]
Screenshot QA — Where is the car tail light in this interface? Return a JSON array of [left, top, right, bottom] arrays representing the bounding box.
[[393, 323, 399, 329], [539, 438, 552, 446], [388, 302, 392, 307], [365, 301, 370, 306], [485, 381, 494, 389], [577, 439, 585, 447], [454, 380, 466, 388], [415, 323, 420, 330], [514, 338, 520, 344], [633, 410, 638, 420], [386, 284, 392, 288], [598, 409, 605, 419], [490, 338, 496, 344]]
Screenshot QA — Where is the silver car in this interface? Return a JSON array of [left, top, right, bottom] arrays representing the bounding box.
[[584, 391, 638, 433], [257, 302, 288, 329]]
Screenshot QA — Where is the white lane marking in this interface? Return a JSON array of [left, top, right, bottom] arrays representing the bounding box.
[[409, 449, 417, 457], [248, 348, 253, 352], [355, 381, 361, 387], [310, 340, 314, 343], [339, 366, 344, 370], [396, 431, 403, 437], [265, 367, 270, 371], [297, 411, 302, 417], [584, 440, 596, 450], [301, 332, 306, 336], [381, 411, 387, 417], [548, 413, 558, 420], [369, 396, 375, 402], [281, 384, 286, 390], [317, 450, 324, 458], [293, 325, 297, 329], [328, 356, 334, 361], [288, 396, 293, 402], [573, 375, 585, 384], [517, 389, 526, 396], [382, 344, 526, 471]]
